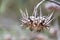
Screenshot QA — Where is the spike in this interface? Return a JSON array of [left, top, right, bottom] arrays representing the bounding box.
[[43, 11, 54, 25], [20, 9, 27, 19], [35, 0, 45, 9], [46, 17, 55, 25], [33, 0, 45, 17], [33, 8, 37, 17], [40, 6, 42, 17], [25, 8, 28, 18], [48, 10, 54, 20]]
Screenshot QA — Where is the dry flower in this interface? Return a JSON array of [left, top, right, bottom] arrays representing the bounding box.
[[20, 0, 55, 32]]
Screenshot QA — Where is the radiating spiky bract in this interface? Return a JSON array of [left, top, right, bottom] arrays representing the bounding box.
[[20, 0, 54, 32]]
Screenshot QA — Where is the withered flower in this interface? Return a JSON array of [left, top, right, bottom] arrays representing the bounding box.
[[20, 0, 54, 32]]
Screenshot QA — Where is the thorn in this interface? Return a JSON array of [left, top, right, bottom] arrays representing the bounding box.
[[46, 17, 55, 25], [40, 6, 42, 17], [25, 8, 28, 18], [20, 9, 27, 18], [47, 10, 54, 21], [33, 0, 45, 17]]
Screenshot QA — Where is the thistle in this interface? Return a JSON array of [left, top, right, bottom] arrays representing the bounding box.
[[20, 0, 55, 32]]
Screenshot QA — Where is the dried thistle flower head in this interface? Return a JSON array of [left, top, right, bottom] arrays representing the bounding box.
[[20, 0, 54, 32]]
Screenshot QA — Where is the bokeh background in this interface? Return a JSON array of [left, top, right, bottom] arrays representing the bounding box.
[[0, 0, 60, 40]]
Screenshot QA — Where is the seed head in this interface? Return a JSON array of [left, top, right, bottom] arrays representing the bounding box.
[[20, 0, 54, 32]]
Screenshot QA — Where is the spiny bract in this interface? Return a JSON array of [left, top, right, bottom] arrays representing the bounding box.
[[20, 0, 54, 32]]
